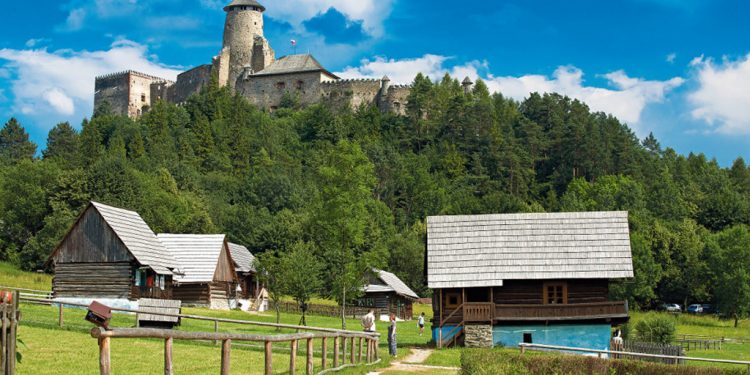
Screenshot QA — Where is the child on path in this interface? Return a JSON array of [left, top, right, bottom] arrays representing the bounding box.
[[417, 312, 425, 336], [387, 313, 397, 357]]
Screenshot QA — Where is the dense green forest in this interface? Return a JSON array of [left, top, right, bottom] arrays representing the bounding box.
[[1, 74, 749, 322]]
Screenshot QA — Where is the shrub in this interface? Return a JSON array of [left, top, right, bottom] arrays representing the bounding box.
[[635, 315, 676, 344], [461, 348, 744, 375]]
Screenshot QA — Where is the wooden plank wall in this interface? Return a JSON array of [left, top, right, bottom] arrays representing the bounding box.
[[53, 262, 132, 298], [492, 280, 609, 304], [172, 284, 210, 306], [52, 207, 133, 264]]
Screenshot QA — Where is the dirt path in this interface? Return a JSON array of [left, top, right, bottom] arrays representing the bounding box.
[[367, 348, 460, 374]]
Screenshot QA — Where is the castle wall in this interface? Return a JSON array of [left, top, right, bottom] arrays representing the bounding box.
[[321, 79, 382, 110], [168, 64, 213, 104], [382, 85, 411, 115], [236, 71, 333, 110], [95, 73, 131, 116]]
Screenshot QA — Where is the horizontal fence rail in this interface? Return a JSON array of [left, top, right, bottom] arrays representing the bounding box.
[[91, 327, 379, 375], [518, 343, 750, 374]]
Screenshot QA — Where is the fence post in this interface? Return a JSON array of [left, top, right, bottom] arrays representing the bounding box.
[[321, 337, 327, 369], [99, 337, 111, 375], [58, 303, 64, 327], [290, 339, 298, 375], [264, 341, 272, 375], [358, 337, 363, 363], [164, 337, 173, 375], [342, 337, 347, 364], [306, 338, 314, 375], [333, 337, 340, 368], [8, 291, 18, 375], [214, 320, 219, 345], [221, 339, 231, 375], [374, 338, 379, 360], [1, 303, 7, 375], [520, 344, 526, 354]]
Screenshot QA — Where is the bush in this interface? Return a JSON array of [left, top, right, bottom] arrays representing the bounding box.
[[635, 315, 676, 344], [461, 348, 744, 375]]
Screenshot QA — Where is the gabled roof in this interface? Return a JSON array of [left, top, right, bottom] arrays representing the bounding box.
[[364, 269, 419, 300], [228, 242, 255, 273], [91, 202, 177, 274], [252, 54, 339, 79], [157, 234, 229, 283], [427, 211, 634, 289]]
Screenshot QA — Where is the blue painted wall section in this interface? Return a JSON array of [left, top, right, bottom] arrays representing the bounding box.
[[493, 323, 612, 351], [432, 325, 460, 343]]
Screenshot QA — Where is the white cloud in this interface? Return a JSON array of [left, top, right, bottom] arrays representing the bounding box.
[[63, 8, 87, 31], [689, 53, 750, 134], [337, 55, 684, 127], [0, 40, 181, 127], [666, 53, 677, 64], [265, 0, 394, 36]]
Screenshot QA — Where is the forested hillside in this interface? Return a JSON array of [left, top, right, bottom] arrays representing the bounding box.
[[1, 74, 749, 320]]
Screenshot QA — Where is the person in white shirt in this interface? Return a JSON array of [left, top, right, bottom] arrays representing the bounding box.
[[417, 312, 425, 336], [361, 309, 376, 333]]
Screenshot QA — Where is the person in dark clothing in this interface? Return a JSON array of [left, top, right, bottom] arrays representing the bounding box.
[[387, 313, 397, 357]]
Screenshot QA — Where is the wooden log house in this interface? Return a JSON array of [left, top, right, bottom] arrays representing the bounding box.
[[427, 211, 634, 349], [47, 202, 179, 305], [227, 242, 258, 300], [358, 269, 419, 320], [157, 234, 238, 310]]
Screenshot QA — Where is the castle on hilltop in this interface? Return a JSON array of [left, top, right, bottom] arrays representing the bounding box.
[[94, 0, 450, 118]]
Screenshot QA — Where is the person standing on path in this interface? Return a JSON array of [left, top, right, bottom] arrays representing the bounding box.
[[362, 309, 376, 333], [388, 313, 397, 357], [417, 312, 425, 336]]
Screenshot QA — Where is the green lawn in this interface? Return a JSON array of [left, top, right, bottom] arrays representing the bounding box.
[[0, 262, 52, 291]]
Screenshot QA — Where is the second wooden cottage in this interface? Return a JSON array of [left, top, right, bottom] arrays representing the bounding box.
[[157, 234, 238, 310], [427, 211, 634, 349], [227, 242, 258, 300], [47, 202, 178, 308], [359, 269, 419, 320]]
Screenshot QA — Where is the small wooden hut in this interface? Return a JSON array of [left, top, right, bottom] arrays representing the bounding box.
[[358, 269, 419, 320], [228, 242, 258, 300], [47, 202, 178, 303], [427, 211, 634, 349], [157, 234, 237, 310]]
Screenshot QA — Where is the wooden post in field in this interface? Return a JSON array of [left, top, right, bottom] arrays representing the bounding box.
[[366, 339, 372, 363], [164, 337, 174, 375], [1, 303, 7, 375], [264, 341, 273, 375], [99, 337, 111, 375], [342, 337, 347, 364], [375, 338, 379, 360], [8, 291, 19, 375], [221, 339, 231, 375], [214, 320, 219, 345], [333, 337, 340, 368], [306, 338, 313, 375], [58, 303, 64, 327], [520, 345, 525, 354], [321, 337, 327, 369], [350, 337, 355, 364], [358, 337, 363, 363], [289, 339, 298, 375]]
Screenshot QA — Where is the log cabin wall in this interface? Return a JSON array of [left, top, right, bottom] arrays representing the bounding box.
[[53, 262, 132, 298], [172, 283, 210, 306], [209, 282, 232, 310], [52, 206, 134, 263], [492, 279, 609, 305]]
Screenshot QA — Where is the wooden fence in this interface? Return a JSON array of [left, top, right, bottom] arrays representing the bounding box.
[[1, 291, 20, 375], [90, 327, 379, 375], [519, 343, 750, 374], [622, 340, 684, 364], [271, 301, 377, 319]]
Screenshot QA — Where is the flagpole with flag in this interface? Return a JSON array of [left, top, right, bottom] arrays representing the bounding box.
[[290, 39, 297, 54]]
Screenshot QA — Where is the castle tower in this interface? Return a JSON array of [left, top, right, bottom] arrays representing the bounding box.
[[218, 0, 275, 89]]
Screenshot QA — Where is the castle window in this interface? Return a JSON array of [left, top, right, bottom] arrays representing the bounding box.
[[141, 94, 146, 102], [296, 80, 304, 90], [276, 82, 286, 90]]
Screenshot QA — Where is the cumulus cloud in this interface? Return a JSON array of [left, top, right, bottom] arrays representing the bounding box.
[[666, 53, 677, 64], [689, 54, 750, 134], [265, 0, 394, 37], [0, 40, 181, 127], [337, 55, 684, 126]]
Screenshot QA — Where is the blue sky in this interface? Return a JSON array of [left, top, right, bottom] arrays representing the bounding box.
[[1, 0, 749, 165]]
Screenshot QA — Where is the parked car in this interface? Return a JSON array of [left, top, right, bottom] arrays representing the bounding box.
[[661, 303, 682, 313], [687, 304, 703, 314], [701, 304, 716, 314]]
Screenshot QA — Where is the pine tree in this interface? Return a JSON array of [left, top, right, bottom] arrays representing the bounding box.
[[44, 122, 80, 165], [0, 117, 37, 164]]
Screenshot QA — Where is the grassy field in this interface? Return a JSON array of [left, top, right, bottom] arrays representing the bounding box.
[[0, 262, 52, 291]]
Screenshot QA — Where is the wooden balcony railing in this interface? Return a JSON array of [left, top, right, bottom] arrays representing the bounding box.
[[464, 302, 494, 322], [494, 301, 629, 321]]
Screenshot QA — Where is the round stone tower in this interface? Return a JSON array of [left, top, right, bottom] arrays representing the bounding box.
[[220, 0, 268, 89]]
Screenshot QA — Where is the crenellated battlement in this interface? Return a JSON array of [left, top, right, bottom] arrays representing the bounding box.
[[95, 70, 173, 83], [321, 78, 380, 85]]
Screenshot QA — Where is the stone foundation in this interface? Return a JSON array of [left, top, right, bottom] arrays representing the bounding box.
[[464, 324, 493, 348]]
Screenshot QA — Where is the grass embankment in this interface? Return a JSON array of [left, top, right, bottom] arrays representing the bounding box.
[[0, 262, 51, 290]]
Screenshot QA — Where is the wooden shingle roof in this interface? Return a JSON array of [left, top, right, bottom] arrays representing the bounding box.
[[157, 234, 230, 283], [365, 269, 419, 300], [228, 242, 255, 273], [427, 211, 634, 289], [90, 202, 177, 275], [252, 54, 339, 79]]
